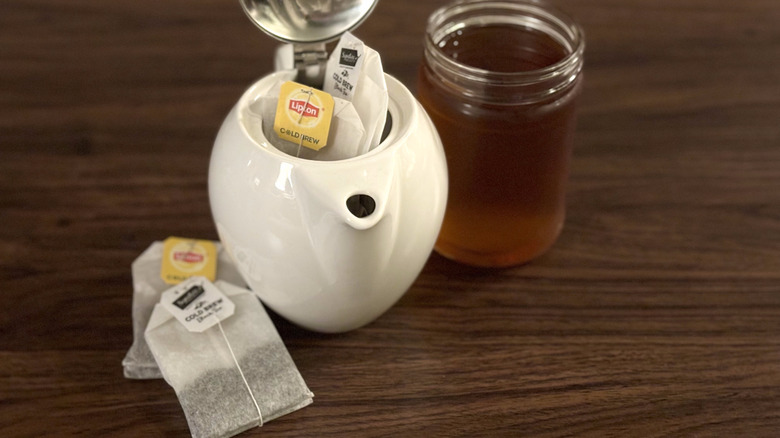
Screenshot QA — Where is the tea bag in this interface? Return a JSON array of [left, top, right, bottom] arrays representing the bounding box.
[[145, 279, 313, 438], [122, 240, 246, 379], [246, 76, 366, 161], [256, 34, 389, 160], [322, 32, 388, 152]]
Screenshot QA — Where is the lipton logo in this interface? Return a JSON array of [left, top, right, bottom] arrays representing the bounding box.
[[173, 251, 204, 263], [288, 99, 320, 118], [339, 48, 359, 67], [168, 240, 209, 273]]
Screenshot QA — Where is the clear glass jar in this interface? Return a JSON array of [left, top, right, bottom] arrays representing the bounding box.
[[417, 0, 585, 267]]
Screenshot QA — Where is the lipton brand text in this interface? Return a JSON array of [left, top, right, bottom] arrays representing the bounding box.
[[288, 99, 320, 118]]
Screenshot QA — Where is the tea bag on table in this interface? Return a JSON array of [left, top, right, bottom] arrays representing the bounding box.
[[145, 279, 313, 438], [122, 239, 246, 379]]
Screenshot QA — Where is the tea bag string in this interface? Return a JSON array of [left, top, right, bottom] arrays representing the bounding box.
[[216, 318, 264, 427], [295, 89, 314, 158]]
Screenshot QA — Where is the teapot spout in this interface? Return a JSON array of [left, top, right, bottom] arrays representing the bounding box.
[[343, 193, 382, 230], [293, 153, 397, 231], [291, 159, 401, 286]]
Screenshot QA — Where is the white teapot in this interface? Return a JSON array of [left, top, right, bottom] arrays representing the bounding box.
[[208, 70, 447, 332]]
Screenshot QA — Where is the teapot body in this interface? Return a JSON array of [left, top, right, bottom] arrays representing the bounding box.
[[208, 72, 447, 332]]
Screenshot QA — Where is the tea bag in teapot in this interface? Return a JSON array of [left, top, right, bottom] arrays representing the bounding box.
[[122, 239, 246, 379], [145, 279, 313, 438], [246, 77, 366, 161], [322, 31, 388, 152]]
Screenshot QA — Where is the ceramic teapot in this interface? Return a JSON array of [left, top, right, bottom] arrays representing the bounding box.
[[208, 69, 447, 332]]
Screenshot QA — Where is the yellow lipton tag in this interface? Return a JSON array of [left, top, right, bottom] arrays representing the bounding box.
[[273, 81, 334, 151], [160, 237, 217, 285]]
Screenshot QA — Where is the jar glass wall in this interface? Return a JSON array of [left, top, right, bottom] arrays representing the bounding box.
[[417, 0, 585, 267]]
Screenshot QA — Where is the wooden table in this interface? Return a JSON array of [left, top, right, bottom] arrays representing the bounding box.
[[2, 0, 780, 436]]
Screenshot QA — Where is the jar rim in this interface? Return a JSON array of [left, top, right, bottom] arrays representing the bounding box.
[[424, 0, 585, 87]]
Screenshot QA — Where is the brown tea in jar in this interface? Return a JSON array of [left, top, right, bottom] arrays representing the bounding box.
[[417, 0, 584, 267]]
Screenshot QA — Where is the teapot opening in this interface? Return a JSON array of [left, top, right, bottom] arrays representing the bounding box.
[[379, 111, 393, 144], [236, 72, 415, 163]]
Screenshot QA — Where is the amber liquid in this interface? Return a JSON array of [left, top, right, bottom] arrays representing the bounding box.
[[418, 24, 581, 267]]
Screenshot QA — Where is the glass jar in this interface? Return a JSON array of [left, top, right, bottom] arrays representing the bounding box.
[[417, 0, 585, 267]]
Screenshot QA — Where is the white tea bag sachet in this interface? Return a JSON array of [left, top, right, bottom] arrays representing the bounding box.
[[122, 239, 245, 379], [145, 279, 313, 438], [322, 32, 388, 153], [246, 77, 366, 161]]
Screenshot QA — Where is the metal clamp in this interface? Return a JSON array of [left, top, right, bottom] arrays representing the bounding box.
[[294, 43, 328, 87]]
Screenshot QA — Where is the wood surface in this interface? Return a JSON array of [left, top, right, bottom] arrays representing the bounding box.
[[2, 0, 780, 436]]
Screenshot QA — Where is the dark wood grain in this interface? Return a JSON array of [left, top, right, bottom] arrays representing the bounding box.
[[2, 0, 780, 436]]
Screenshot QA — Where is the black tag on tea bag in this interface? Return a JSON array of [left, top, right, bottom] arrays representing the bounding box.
[[174, 284, 205, 310]]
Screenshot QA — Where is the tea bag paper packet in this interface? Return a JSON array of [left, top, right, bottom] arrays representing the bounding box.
[[122, 238, 246, 379], [322, 32, 388, 153], [145, 279, 313, 438], [246, 78, 366, 161], [242, 69, 295, 155]]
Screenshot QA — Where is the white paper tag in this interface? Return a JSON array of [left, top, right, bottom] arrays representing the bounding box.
[[160, 276, 235, 333], [323, 32, 364, 101]]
